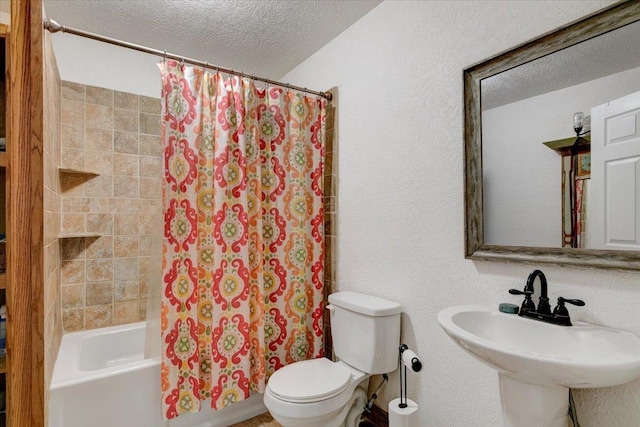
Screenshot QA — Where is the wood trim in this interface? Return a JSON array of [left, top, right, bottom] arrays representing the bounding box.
[[8, 0, 45, 426], [463, 0, 640, 271]]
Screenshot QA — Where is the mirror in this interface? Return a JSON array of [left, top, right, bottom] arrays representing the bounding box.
[[464, 1, 640, 270]]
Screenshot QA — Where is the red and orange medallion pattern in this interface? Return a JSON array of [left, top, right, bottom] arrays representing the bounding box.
[[159, 61, 326, 419]]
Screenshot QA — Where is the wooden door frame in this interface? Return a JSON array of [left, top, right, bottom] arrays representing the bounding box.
[[8, 0, 45, 426]]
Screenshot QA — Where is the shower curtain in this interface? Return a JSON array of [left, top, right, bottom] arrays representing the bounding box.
[[158, 60, 326, 419]]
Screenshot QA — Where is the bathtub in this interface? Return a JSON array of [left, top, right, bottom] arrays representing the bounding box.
[[49, 322, 266, 427]]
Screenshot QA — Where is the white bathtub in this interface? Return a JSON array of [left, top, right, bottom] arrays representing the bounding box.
[[49, 322, 266, 427]]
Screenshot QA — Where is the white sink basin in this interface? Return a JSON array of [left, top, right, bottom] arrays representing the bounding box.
[[438, 305, 640, 427]]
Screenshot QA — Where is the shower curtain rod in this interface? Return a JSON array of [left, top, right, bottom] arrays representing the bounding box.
[[43, 19, 332, 101]]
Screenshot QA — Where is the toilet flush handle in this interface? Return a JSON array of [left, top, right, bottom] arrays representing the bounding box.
[[325, 304, 335, 313]]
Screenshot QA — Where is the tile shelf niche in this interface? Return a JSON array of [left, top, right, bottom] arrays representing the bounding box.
[[58, 166, 99, 176], [58, 167, 101, 239], [57, 232, 102, 239]]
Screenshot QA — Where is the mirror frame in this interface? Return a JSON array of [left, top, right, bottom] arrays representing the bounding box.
[[464, 0, 640, 271]]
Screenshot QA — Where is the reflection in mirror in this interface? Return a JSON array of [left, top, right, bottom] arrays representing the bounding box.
[[464, 1, 640, 270], [481, 19, 640, 250]]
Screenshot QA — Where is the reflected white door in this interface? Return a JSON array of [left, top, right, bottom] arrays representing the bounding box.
[[590, 90, 640, 250]]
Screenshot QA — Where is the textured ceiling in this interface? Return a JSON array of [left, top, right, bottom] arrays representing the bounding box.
[[482, 20, 640, 110], [39, 0, 381, 79]]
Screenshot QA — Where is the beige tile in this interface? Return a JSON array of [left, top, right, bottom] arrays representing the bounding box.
[[115, 91, 139, 111], [61, 99, 85, 126], [86, 128, 113, 152], [114, 301, 139, 325], [86, 86, 113, 106], [85, 150, 113, 175], [62, 308, 85, 331], [139, 300, 147, 321], [139, 134, 161, 157], [114, 175, 139, 198], [85, 305, 113, 329], [61, 260, 85, 285], [114, 257, 138, 281], [139, 177, 161, 199], [139, 212, 161, 234], [139, 256, 161, 286], [139, 234, 161, 256], [86, 282, 113, 306], [61, 81, 85, 101], [84, 174, 114, 198], [86, 104, 114, 129], [62, 213, 85, 234], [139, 280, 148, 299], [114, 214, 139, 235], [114, 235, 139, 258], [61, 147, 85, 170], [139, 156, 161, 178], [115, 280, 139, 302], [114, 131, 139, 154], [114, 153, 139, 176], [140, 96, 161, 114], [90, 198, 114, 213], [61, 238, 86, 260], [86, 236, 114, 259], [61, 285, 84, 309], [140, 113, 160, 135], [86, 258, 113, 282], [114, 108, 139, 132], [61, 124, 85, 149], [86, 213, 114, 235]]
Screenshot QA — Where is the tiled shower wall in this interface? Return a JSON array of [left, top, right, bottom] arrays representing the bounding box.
[[59, 81, 162, 331], [43, 30, 63, 390], [323, 90, 337, 358]]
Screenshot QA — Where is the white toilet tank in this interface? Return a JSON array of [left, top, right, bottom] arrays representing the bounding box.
[[327, 291, 402, 374]]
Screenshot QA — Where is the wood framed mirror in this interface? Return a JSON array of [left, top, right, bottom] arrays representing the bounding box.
[[464, 0, 640, 271]]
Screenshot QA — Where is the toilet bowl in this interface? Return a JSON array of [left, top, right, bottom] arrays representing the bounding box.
[[264, 358, 368, 427], [263, 291, 402, 427]]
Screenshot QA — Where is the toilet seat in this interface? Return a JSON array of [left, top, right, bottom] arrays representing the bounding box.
[[267, 358, 352, 403]]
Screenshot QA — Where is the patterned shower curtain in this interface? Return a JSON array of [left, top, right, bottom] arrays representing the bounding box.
[[159, 60, 326, 419]]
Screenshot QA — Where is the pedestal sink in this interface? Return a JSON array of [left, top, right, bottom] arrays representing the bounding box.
[[437, 305, 640, 427]]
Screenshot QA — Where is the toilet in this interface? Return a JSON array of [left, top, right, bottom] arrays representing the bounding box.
[[264, 291, 402, 427]]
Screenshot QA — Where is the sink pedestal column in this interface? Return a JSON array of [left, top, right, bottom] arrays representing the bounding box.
[[499, 374, 569, 427]]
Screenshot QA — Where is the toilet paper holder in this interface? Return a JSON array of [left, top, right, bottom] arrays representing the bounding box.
[[398, 344, 422, 408]]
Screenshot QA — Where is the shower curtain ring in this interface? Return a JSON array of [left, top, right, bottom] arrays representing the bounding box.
[[162, 50, 166, 66]]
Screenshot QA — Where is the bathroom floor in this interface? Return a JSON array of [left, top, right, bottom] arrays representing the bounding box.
[[229, 413, 282, 427], [232, 413, 379, 427]]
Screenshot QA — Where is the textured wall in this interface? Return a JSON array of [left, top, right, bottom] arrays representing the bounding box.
[[283, 1, 640, 426], [58, 81, 162, 331]]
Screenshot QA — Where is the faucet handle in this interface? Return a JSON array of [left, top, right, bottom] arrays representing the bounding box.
[[509, 289, 535, 312], [553, 297, 585, 317], [559, 297, 585, 307]]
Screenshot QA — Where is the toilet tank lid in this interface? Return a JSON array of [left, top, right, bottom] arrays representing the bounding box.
[[328, 291, 402, 316]]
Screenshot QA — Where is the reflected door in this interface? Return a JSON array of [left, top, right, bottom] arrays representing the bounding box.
[[590, 91, 640, 250]]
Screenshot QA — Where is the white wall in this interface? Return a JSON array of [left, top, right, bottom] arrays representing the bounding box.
[[51, 33, 160, 98], [283, 1, 640, 426], [483, 66, 640, 247]]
